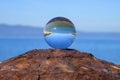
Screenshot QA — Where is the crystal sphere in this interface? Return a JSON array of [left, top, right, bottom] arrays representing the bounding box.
[[44, 17, 76, 49]]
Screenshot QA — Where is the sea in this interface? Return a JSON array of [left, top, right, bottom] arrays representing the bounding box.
[[0, 35, 120, 65]]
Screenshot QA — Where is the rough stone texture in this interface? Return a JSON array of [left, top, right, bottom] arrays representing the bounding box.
[[0, 49, 120, 80]]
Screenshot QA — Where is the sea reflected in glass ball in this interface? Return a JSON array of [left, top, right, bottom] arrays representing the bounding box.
[[44, 17, 76, 49]]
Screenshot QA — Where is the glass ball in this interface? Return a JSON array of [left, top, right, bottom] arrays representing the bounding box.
[[44, 17, 76, 49]]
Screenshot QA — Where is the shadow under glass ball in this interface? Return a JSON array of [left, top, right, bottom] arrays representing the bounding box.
[[44, 17, 76, 49]]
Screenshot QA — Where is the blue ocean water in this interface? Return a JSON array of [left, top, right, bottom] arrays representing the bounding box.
[[45, 33, 75, 49], [0, 36, 120, 65]]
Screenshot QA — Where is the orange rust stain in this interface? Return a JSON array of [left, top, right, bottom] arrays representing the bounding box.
[[16, 63, 29, 69], [58, 63, 73, 72], [111, 65, 120, 70], [81, 67, 89, 70], [16, 58, 27, 62], [44, 60, 51, 65]]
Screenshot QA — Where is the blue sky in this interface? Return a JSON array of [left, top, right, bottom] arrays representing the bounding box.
[[0, 0, 120, 32]]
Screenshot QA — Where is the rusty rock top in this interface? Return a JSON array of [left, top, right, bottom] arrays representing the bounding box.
[[0, 49, 120, 80]]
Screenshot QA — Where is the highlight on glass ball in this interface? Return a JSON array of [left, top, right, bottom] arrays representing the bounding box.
[[44, 17, 76, 49]]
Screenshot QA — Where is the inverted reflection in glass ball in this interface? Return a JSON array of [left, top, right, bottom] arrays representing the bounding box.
[[44, 17, 76, 49]]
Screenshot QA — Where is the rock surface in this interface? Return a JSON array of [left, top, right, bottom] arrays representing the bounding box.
[[0, 49, 120, 80]]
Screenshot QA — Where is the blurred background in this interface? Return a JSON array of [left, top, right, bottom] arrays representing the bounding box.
[[0, 0, 120, 64]]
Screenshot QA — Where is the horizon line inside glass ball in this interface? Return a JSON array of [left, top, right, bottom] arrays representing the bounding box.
[[44, 17, 76, 49]]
